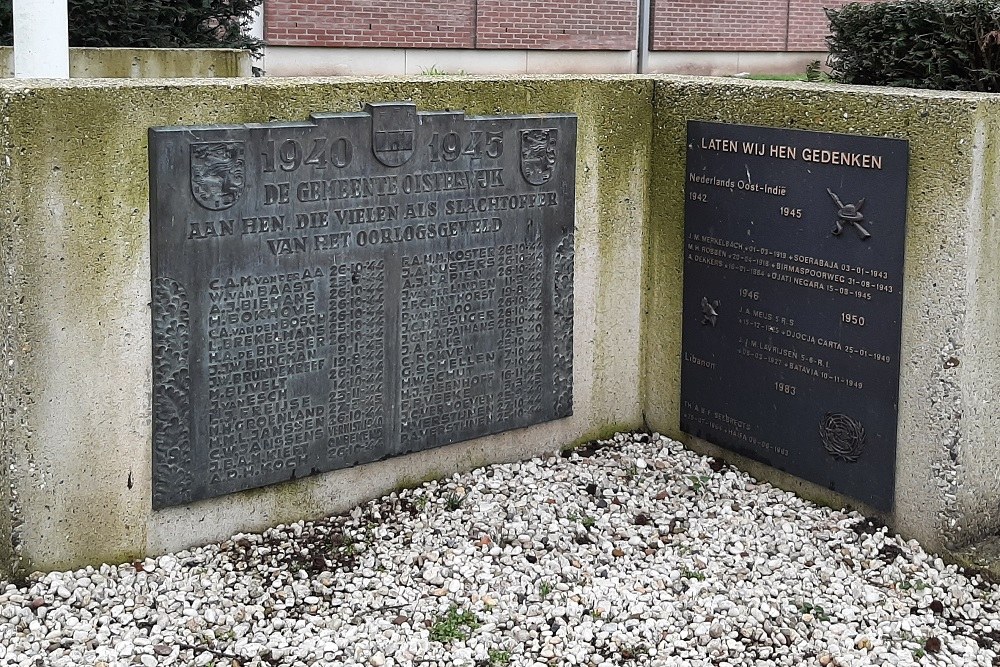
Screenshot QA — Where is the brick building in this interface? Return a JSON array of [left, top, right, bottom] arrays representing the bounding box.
[[258, 0, 867, 76]]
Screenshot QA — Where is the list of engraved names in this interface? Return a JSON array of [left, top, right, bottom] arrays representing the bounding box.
[[150, 105, 575, 507]]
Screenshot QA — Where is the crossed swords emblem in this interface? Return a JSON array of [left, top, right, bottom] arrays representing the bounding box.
[[827, 188, 871, 240]]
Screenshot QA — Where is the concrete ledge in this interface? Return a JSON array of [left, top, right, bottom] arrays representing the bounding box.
[[646, 51, 826, 76], [263, 47, 637, 76], [0, 47, 253, 78], [263, 48, 823, 78]]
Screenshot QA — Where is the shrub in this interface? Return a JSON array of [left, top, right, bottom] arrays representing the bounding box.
[[826, 0, 1000, 92], [0, 0, 262, 57]]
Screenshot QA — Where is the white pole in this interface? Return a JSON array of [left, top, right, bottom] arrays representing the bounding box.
[[13, 0, 70, 78], [637, 0, 651, 74], [248, 0, 265, 75], [250, 0, 265, 41]]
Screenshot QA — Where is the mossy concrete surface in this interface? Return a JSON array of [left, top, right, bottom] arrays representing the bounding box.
[[0, 89, 17, 581], [644, 77, 1000, 555], [6, 74, 1000, 576], [951, 536, 1000, 583], [0, 76, 650, 574], [0, 48, 252, 78]]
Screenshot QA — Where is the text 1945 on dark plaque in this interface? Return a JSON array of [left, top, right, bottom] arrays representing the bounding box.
[[681, 121, 908, 510], [149, 103, 576, 508]]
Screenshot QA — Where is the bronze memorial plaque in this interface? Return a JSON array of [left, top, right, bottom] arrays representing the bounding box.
[[150, 104, 576, 508], [681, 121, 908, 510]]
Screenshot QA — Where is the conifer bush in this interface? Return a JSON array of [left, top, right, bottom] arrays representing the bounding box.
[[826, 0, 1000, 92], [0, 0, 262, 56]]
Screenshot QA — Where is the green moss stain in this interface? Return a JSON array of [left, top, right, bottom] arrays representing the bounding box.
[[393, 471, 445, 495], [584, 82, 652, 429], [564, 422, 641, 451], [947, 539, 1000, 585], [0, 48, 249, 78], [8, 87, 147, 317], [236, 474, 332, 523], [641, 80, 690, 439]]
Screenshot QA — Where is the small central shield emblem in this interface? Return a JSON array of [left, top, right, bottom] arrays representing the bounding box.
[[520, 128, 559, 185], [190, 142, 245, 211], [367, 103, 418, 167]]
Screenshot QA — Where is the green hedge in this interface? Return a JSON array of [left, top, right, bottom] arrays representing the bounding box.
[[0, 0, 262, 56], [826, 0, 1000, 92]]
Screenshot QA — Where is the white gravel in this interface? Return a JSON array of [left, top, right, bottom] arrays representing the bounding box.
[[1, 432, 998, 666]]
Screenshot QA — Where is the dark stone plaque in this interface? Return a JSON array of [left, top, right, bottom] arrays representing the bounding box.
[[150, 104, 576, 508], [680, 121, 908, 510]]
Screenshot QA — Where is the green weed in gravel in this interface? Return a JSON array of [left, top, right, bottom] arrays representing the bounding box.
[[429, 606, 479, 643], [488, 648, 511, 665]]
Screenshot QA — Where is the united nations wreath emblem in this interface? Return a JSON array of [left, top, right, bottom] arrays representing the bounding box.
[[520, 128, 558, 185], [190, 141, 246, 211], [819, 412, 866, 463]]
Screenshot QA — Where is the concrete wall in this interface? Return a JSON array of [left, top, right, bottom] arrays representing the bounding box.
[[263, 47, 638, 76], [3, 74, 1000, 577], [644, 77, 1000, 555], [0, 48, 252, 78], [0, 76, 650, 576]]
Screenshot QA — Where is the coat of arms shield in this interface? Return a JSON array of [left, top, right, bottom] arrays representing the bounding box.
[[367, 102, 418, 167], [190, 141, 246, 211], [520, 128, 559, 186]]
